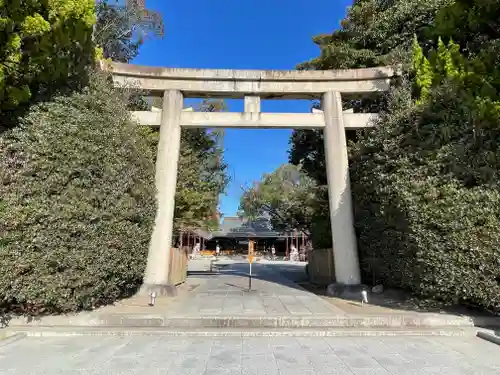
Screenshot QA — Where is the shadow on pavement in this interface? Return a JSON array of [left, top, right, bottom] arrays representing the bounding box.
[[189, 260, 310, 293]]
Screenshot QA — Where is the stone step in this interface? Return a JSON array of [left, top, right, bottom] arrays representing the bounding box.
[[95, 314, 478, 329], [6, 313, 482, 330], [5, 326, 475, 338], [477, 329, 500, 346]]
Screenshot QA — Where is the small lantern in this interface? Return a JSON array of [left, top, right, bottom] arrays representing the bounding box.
[[149, 291, 157, 306]]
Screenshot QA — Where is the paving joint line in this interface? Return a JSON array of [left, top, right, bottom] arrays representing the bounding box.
[[0, 332, 27, 348]]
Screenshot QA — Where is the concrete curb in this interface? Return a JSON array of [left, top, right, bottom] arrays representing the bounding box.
[[0, 332, 26, 347], [477, 330, 500, 346], [6, 327, 473, 338]]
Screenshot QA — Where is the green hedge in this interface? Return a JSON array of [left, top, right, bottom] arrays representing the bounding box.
[[350, 82, 500, 312], [0, 75, 156, 315]]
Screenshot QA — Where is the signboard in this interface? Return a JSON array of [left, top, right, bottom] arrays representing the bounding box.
[[247, 240, 254, 290], [247, 240, 254, 263], [248, 240, 254, 254]]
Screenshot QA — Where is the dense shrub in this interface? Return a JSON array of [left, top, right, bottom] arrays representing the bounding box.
[[0, 75, 156, 315], [290, 0, 500, 313], [350, 81, 500, 312]]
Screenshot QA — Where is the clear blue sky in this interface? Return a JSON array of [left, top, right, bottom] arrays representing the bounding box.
[[133, 0, 352, 217]]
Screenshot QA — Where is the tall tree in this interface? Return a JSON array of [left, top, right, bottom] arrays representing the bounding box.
[[94, 1, 140, 62], [0, 0, 96, 114], [175, 99, 228, 231], [93, 1, 165, 118], [94, 0, 164, 63], [239, 164, 318, 237], [289, 0, 453, 245]]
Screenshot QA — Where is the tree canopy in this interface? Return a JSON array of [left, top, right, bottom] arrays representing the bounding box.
[[0, 0, 96, 113], [94, 0, 164, 63], [94, 1, 141, 63], [239, 164, 318, 235], [176, 100, 229, 231]]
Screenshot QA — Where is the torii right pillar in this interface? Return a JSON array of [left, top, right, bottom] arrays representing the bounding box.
[[322, 91, 361, 285]]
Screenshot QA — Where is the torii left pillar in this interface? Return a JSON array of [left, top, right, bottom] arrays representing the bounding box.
[[140, 90, 183, 296]]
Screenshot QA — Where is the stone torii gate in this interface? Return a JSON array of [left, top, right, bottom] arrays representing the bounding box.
[[108, 62, 398, 295]]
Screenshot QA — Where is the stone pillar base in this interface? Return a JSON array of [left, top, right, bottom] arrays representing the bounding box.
[[327, 283, 368, 300], [138, 283, 178, 297]]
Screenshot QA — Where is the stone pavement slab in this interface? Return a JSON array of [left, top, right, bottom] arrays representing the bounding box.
[[1, 334, 500, 374], [166, 261, 346, 318]]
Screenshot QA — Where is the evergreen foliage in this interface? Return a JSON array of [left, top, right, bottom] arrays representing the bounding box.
[[94, 0, 141, 63], [0, 0, 96, 112], [0, 75, 156, 315], [0, 0, 228, 316], [239, 164, 318, 237], [290, 0, 500, 311]]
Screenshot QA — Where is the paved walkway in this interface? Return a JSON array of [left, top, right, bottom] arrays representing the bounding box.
[[168, 261, 346, 317], [2, 334, 500, 374], [5, 259, 493, 330]]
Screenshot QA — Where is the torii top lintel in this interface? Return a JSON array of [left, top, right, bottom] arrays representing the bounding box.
[[107, 62, 400, 99]]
